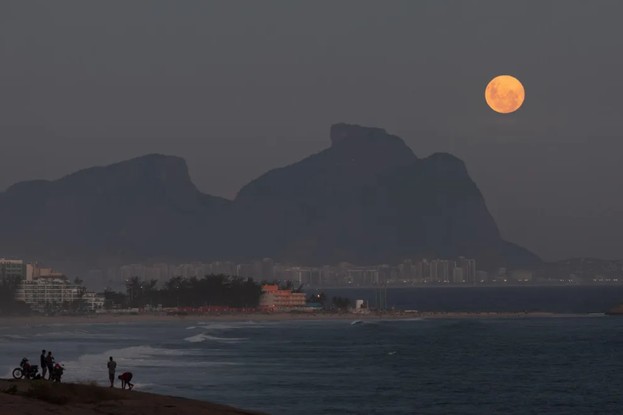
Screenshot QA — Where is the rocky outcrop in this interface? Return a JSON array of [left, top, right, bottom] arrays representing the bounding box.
[[232, 123, 539, 267], [0, 379, 266, 415]]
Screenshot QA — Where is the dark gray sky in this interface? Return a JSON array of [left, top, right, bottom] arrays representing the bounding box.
[[1, 1, 622, 261]]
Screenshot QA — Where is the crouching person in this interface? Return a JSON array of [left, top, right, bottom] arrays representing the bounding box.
[[118, 372, 134, 391]]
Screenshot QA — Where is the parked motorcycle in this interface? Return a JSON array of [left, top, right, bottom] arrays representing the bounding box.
[[12, 358, 40, 380], [49, 363, 64, 383]]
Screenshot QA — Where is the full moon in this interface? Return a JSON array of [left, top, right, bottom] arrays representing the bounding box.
[[485, 75, 525, 114]]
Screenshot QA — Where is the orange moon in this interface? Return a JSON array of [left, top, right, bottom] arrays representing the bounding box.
[[485, 75, 525, 114]]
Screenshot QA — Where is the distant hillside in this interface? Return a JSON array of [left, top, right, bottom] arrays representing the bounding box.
[[0, 154, 229, 262], [0, 123, 540, 269]]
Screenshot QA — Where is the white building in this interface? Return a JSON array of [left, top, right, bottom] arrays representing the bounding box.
[[452, 267, 465, 283], [0, 258, 26, 280], [15, 276, 104, 313]]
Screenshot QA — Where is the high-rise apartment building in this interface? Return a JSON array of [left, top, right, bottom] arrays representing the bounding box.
[[0, 258, 26, 280]]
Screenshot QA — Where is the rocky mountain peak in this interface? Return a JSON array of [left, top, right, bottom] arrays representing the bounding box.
[[0, 125, 539, 269], [330, 123, 389, 145], [327, 123, 416, 169], [330, 122, 412, 151]]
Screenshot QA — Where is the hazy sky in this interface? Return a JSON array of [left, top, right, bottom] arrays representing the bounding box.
[[1, 1, 622, 261]]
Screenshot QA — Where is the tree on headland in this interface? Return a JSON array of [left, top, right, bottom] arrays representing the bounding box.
[[0, 275, 29, 315], [125, 277, 158, 308], [118, 274, 263, 309], [306, 292, 326, 307], [103, 289, 127, 310], [331, 296, 351, 311]]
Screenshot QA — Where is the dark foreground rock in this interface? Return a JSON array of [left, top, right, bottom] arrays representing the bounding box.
[[0, 379, 266, 415]]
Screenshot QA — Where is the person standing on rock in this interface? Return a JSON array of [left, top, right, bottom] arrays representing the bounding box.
[[45, 351, 54, 380], [40, 349, 47, 379], [107, 356, 117, 387]]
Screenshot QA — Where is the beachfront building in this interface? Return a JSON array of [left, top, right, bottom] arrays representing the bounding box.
[[15, 274, 105, 313], [0, 258, 26, 280], [259, 284, 307, 311]]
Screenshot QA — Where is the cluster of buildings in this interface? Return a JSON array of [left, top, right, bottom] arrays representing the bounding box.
[[263, 257, 481, 286], [1, 258, 104, 313], [89, 257, 485, 290], [258, 284, 307, 311]]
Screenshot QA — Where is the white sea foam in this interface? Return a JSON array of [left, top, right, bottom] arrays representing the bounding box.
[[61, 345, 215, 382], [184, 333, 247, 344], [1, 334, 27, 340], [33, 330, 112, 340], [3, 368, 15, 378], [195, 321, 267, 331], [184, 333, 210, 343], [181, 320, 266, 342], [350, 320, 378, 326]]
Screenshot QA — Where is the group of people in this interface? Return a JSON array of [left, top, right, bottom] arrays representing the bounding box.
[[21, 350, 133, 389], [107, 356, 134, 390]]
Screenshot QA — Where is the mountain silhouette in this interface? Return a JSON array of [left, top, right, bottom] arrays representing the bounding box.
[[0, 154, 229, 262], [232, 123, 538, 266], [0, 124, 539, 269]]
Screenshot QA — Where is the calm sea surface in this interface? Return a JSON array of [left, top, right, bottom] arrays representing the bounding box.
[[1, 286, 623, 414], [325, 285, 623, 313]]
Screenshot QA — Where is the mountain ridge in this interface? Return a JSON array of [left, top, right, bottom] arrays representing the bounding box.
[[0, 124, 540, 270]]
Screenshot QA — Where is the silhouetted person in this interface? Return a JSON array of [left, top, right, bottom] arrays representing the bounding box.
[[45, 351, 54, 380], [118, 372, 134, 390], [107, 356, 117, 387], [40, 349, 47, 379]]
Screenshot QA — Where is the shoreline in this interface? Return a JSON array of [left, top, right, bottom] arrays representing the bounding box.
[[0, 310, 607, 327]]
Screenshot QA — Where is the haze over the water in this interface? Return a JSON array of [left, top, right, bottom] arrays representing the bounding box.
[[1, 1, 622, 260]]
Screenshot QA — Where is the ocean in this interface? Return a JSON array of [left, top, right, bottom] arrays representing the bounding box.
[[2, 286, 623, 414], [324, 285, 623, 313]]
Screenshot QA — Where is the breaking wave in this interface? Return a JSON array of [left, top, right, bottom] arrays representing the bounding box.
[[62, 345, 212, 382], [184, 333, 247, 344]]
